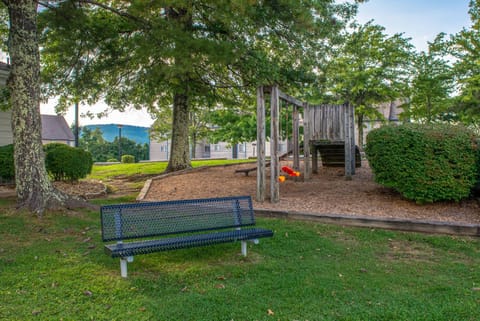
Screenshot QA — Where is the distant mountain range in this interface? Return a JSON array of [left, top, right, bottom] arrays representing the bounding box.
[[82, 124, 150, 145]]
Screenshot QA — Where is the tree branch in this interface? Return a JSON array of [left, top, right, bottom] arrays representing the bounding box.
[[38, 0, 151, 29]]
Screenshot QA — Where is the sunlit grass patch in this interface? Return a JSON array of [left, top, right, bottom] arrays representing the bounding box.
[[1, 207, 479, 320]]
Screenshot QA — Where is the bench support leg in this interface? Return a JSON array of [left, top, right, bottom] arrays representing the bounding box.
[[241, 241, 247, 256], [120, 256, 134, 278]]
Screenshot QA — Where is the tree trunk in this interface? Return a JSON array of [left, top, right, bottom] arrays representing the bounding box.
[[165, 6, 193, 172], [166, 92, 192, 172], [6, 0, 90, 215], [191, 132, 197, 159], [357, 112, 364, 148], [426, 96, 432, 123]]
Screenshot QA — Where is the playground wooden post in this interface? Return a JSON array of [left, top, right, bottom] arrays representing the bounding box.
[[256, 86, 266, 202], [303, 102, 311, 180], [344, 103, 356, 178], [349, 103, 356, 174], [292, 104, 300, 171], [270, 85, 280, 203]]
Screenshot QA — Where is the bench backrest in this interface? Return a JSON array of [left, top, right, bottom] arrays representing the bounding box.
[[101, 196, 256, 242]]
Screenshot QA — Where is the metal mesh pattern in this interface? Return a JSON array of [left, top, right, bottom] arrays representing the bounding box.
[[101, 196, 255, 242], [104, 228, 274, 258]]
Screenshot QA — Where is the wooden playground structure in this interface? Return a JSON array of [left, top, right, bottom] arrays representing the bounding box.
[[255, 85, 359, 203]]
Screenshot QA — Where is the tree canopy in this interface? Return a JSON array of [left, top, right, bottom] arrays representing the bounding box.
[[402, 49, 454, 123], [445, 0, 480, 124], [323, 21, 414, 144], [39, 0, 359, 170]]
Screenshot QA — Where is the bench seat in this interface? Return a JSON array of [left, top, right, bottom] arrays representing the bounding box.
[[105, 227, 274, 258], [100, 196, 273, 277]]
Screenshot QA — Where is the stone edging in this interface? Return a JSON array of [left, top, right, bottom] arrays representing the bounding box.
[[83, 183, 108, 199], [255, 208, 480, 237]]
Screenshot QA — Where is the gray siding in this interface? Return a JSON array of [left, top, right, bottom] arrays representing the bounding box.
[[149, 138, 276, 161], [0, 111, 12, 146]]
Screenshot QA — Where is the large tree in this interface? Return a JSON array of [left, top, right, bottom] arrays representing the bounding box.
[[1, 0, 86, 215], [39, 0, 359, 171], [445, 0, 480, 124], [324, 21, 413, 145], [402, 50, 454, 123]]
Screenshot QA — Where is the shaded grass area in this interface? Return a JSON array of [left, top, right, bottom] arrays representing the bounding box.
[[0, 198, 479, 321], [89, 159, 255, 181]]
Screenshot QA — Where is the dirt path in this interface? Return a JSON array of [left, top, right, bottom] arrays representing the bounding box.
[[142, 161, 480, 225]]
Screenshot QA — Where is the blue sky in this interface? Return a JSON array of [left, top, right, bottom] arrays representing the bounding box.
[[356, 0, 471, 51]]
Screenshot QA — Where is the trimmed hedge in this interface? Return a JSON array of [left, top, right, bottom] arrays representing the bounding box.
[[0, 144, 15, 181], [121, 154, 135, 163], [44, 143, 93, 181], [365, 123, 479, 203]]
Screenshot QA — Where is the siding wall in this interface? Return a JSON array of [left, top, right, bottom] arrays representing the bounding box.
[[0, 111, 12, 146], [149, 139, 278, 161]]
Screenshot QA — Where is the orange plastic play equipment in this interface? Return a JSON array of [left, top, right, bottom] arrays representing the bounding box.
[[278, 175, 286, 183], [281, 166, 300, 177]]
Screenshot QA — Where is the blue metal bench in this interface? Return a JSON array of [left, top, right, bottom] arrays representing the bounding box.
[[101, 196, 274, 277]]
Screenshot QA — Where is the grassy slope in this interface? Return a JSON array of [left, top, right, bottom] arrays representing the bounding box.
[[88, 159, 255, 181], [0, 198, 479, 321]]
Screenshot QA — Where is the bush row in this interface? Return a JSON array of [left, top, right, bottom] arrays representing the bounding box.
[[0, 143, 93, 182], [365, 123, 479, 203]]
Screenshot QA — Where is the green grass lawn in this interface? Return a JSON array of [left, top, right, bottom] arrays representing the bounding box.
[[0, 198, 479, 321], [89, 159, 255, 181]]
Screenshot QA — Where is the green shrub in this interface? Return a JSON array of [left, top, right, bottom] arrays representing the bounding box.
[[0, 144, 15, 180], [365, 123, 478, 203], [121, 154, 135, 163], [107, 158, 119, 163], [474, 138, 480, 196], [44, 143, 93, 181]]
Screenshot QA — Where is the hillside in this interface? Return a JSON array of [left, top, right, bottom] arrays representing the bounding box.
[[82, 124, 149, 145]]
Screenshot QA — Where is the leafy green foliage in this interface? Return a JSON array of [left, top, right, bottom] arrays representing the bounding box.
[[0, 144, 14, 181], [44, 143, 93, 182], [324, 22, 414, 144], [38, 0, 360, 171], [79, 127, 148, 162], [121, 154, 135, 163], [402, 50, 454, 123], [365, 124, 479, 203], [208, 108, 258, 144], [437, 1, 480, 125]]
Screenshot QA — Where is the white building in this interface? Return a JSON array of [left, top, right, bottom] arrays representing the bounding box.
[[150, 138, 287, 161]]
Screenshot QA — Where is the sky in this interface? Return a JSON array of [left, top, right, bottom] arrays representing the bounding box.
[[356, 0, 471, 51], [40, 0, 473, 128]]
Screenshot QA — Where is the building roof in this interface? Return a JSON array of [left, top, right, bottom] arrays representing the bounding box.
[[41, 114, 75, 142]]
